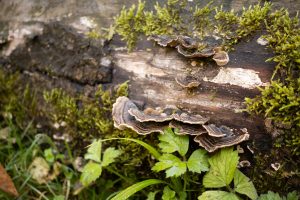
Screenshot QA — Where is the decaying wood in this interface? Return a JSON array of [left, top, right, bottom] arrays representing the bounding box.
[[1, 0, 299, 145]]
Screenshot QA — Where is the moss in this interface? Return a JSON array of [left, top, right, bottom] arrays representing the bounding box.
[[193, 2, 214, 39], [0, 69, 37, 127], [214, 6, 239, 39], [113, 1, 276, 51], [245, 79, 300, 128], [264, 9, 300, 79], [236, 3, 272, 38], [114, 0, 187, 51]]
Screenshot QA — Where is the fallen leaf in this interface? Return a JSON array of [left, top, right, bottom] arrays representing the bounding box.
[[0, 164, 19, 197], [0, 127, 10, 140], [28, 157, 50, 184]]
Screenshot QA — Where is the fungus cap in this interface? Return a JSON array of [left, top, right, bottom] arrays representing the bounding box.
[[169, 120, 207, 135], [193, 129, 250, 152], [112, 96, 167, 135], [175, 75, 201, 88]]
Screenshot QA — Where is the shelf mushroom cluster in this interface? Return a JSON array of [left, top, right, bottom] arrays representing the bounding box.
[[112, 96, 249, 152], [148, 35, 229, 66]]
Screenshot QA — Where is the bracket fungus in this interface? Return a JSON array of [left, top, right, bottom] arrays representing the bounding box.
[[212, 47, 229, 66], [149, 35, 229, 66], [175, 74, 201, 88], [113, 97, 250, 152], [112, 96, 168, 135], [193, 128, 250, 152]]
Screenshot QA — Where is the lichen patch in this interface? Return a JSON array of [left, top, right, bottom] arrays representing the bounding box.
[[204, 67, 267, 89]]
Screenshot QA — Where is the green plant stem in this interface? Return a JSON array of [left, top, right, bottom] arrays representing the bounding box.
[[64, 141, 74, 162], [183, 173, 187, 192], [226, 185, 234, 193], [105, 166, 133, 183]]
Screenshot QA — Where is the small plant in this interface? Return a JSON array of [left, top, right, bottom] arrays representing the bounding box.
[[80, 140, 122, 186], [199, 148, 257, 200], [152, 128, 209, 178]]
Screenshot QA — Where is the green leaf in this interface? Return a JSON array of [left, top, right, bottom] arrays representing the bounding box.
[[234, 169, 258, 200], [111, 179, 165, 200], [84, 140, 102, 163], [179, 191, 187, 200], [158, 128, 189, 156], [258, 191, 282, 200], [187, 149, 209, 174], [198, 191, 239, 200], [203, 148, 239, 188], [152, 154, 187, 177], [286, 191, 299, 200], [162, 186, 176, 200], [44, 148, 55, 163], [80, 161, 102, 186], [101, 147, 122, 167], [147, 191, 159, 200]]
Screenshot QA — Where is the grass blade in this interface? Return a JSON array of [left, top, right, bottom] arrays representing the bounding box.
[[110, 179, 165, 200]]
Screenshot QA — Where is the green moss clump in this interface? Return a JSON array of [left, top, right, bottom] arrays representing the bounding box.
[[236, 3, 272, 38], [264, 9, 300, 79], [113, 1, 275, 51], [193, 2, 214, 38], [114, 0, 187, 51], [43, 82, 130, 139], [0, 69, 36, 127], [245, 79, 300, 127]]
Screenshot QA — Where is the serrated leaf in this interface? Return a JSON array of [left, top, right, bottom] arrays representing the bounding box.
[[158, 128, 189, 156], [162, 186, 176, 200], [152, 154, 187, 177], [84, 140, 102, 163], [111, 179, 165, 200], [234, 169, 258, 200], [198, 191, 239, 200], [101, 147, 122, 167], [258, 191, 282, 200], [80, 161, 102, 186], [203, 148, 239, 188], [165, 162, 187, 178], [187, 149, 209, 174]]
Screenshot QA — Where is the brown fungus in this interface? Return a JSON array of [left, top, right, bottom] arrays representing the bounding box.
[[212, 49, 229, 66], [128, 106, 209, 125], [193, 128, 250, 152], [148, 35, 179, 47], [173, 110, 210, 125], [175, 74, 201, 88], [176, 45, 215, 58], [112, 96, 167, 135], [128, 107, 174, 123], [113, 97, 249, 151], [202, 124, 231, 137], [169, 120, 207, 135], [177, 36, 200, 49]]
